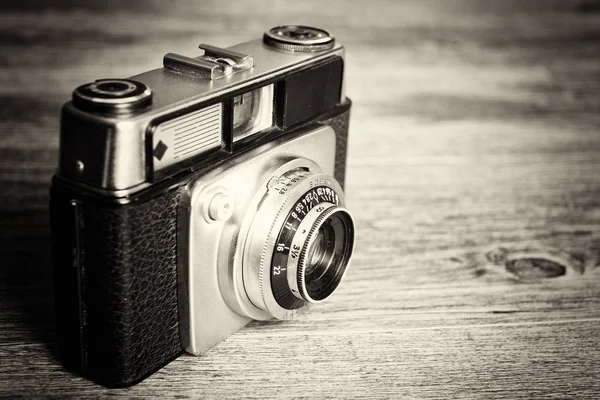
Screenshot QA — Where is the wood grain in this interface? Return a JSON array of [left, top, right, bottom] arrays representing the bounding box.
[[1, 0, 600, 398]]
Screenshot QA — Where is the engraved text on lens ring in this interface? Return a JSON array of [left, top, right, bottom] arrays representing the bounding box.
[[270, 186, 340, 309]]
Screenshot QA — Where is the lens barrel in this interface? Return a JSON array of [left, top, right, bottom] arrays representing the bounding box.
[[242, 165, 355, 320]]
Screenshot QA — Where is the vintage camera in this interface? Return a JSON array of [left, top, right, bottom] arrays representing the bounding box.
[[50, 25, 354, 387]]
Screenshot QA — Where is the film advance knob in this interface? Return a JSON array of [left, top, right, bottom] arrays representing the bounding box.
[[263, 25, 335, 52], [72, 78, 152, 114]]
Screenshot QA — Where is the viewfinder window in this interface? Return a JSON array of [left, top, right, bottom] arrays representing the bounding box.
[[232, 84, 274, 142]]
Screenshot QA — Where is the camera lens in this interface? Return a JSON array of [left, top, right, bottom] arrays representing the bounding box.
[[242, 164, 355, 319], [301, 209, 353, 302]]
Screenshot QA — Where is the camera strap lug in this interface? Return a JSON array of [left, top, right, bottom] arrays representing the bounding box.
[[164, 44, 254, 80]]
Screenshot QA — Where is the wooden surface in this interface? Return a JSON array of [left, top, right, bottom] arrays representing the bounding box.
[[1, 0, 600, 398]]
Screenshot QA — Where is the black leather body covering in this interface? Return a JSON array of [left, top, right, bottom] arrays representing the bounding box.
[[51, 186, 184, 386], [51, 107, 350, 387]]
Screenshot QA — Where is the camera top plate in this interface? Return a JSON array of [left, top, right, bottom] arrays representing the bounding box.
[[58, 27, 346, 195]]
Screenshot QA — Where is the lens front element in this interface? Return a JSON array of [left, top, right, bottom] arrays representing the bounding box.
[[298, 207, 354, 302]]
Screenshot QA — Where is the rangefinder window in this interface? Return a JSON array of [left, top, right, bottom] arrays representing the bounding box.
[[232, 84, 274, 142]]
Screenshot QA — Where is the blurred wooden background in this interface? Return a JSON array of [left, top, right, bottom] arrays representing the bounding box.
[[1, 0, 600, 398]]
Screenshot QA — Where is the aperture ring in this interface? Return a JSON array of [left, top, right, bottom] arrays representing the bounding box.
[[283, 202, 337, 302], [270, 185, 342, 310]]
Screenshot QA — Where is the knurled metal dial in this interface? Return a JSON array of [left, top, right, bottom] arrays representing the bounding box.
[[263, 25, 335, 52], [72, 78, 152, 114]]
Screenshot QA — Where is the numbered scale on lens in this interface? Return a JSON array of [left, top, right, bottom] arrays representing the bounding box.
[[270, 184, 341, 309]]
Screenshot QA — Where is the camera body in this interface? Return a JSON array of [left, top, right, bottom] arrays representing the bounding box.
[[51, 26, 353, 387]]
